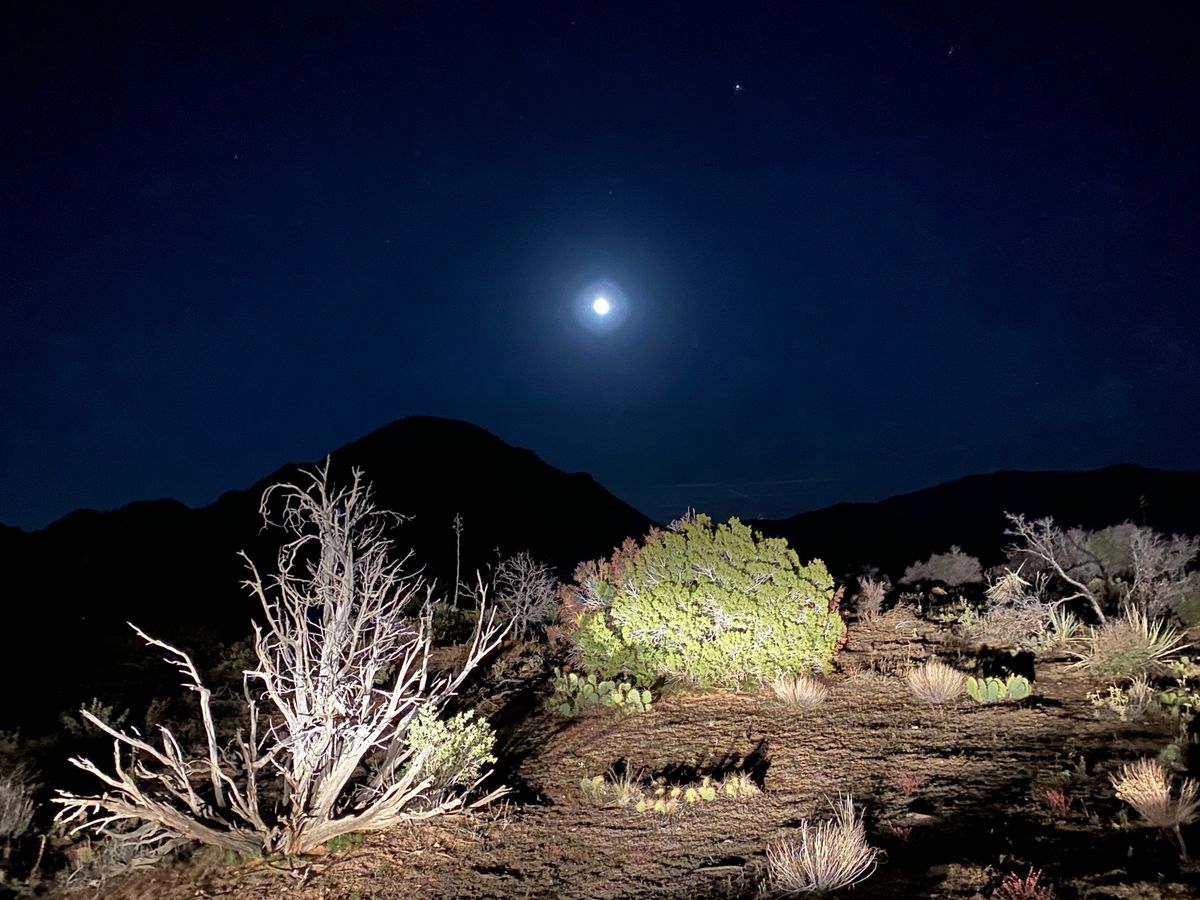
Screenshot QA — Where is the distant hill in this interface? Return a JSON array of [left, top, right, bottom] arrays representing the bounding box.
[[753, 463, 1200, 579], [4, 420, 1198, 729], [0, 416, 655, 728]]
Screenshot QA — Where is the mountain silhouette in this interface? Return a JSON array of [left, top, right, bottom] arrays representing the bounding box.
[[753, 463, 1200, 579], [2, 417, 1197, 730], [0, 417, 654, 728]]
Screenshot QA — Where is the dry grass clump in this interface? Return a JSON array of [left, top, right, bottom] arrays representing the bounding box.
[[0, 765, 35, 841], [987, 567, 1034, 606], [1073, 608, 1188, 678], [906, 659, 967, 704], [1110, 757, 1200, 858], [854, 576, 888, 619], [966, 599, 1054, 648], [771, 674, 829, 709], [765, 794, 878, 894]]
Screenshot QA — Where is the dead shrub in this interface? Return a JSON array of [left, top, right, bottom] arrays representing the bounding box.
[[901, 546, 983, 587], [491, 551, 558, 639], [53, 463, 509, 859]]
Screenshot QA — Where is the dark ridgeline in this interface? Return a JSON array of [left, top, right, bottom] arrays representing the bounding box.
[[753, 463, 1200, 580], [0, 417, 655, 729], [1, 416, 1198, 731]]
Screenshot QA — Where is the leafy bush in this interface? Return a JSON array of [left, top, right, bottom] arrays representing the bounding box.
[[403, 706, 497, 806], [562, 514, 845, 687], [901, 546, 983, 587]]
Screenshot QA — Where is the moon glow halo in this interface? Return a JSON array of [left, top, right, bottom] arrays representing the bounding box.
[[572, 280, 628, 334]]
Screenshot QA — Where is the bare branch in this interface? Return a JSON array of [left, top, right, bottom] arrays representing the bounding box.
[[1004, 513, 1107, 624]]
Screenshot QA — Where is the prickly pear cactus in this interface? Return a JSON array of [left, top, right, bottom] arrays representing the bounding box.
[[1005, 675, 1031, 701], [550, 667, 653, 715], [966, 676, 1002, 703], [966, 674, 1032, 703]]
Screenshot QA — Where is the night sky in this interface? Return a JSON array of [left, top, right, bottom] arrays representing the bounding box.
[[3, 3, 1198, 530]]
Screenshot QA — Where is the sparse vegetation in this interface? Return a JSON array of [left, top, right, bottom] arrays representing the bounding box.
[[765, 794, 878, 894], [3, 492, 1194, 898], [1087, 676, 1156, 721], [580, 766, 752, 817], [0, 765, 35, 844], [1128, 529, 1200, 619], [853, 574, 888, 619], [993, 867, 1056, 900]]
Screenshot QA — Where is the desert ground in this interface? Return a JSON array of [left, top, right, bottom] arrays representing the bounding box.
[[38, 609, 1199, 900]]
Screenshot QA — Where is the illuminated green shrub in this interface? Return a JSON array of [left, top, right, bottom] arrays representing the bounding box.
[[566, 514, 845, 687]]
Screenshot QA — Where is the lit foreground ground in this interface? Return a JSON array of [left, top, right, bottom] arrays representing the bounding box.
[[59, 613, 1200, 899]]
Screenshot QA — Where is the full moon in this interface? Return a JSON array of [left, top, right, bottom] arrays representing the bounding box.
[[572, 279, 627, 333]]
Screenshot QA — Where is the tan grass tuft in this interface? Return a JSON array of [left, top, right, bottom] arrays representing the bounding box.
[[766, 794, 878, 894], [1074, 608, 1189, 678], [1111, 757, 1200, 859], [906, 659, 967, 704], [771, 674, 829, 709]]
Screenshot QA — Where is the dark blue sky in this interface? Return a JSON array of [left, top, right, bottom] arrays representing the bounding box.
[[3, 2, 1198, 529]]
